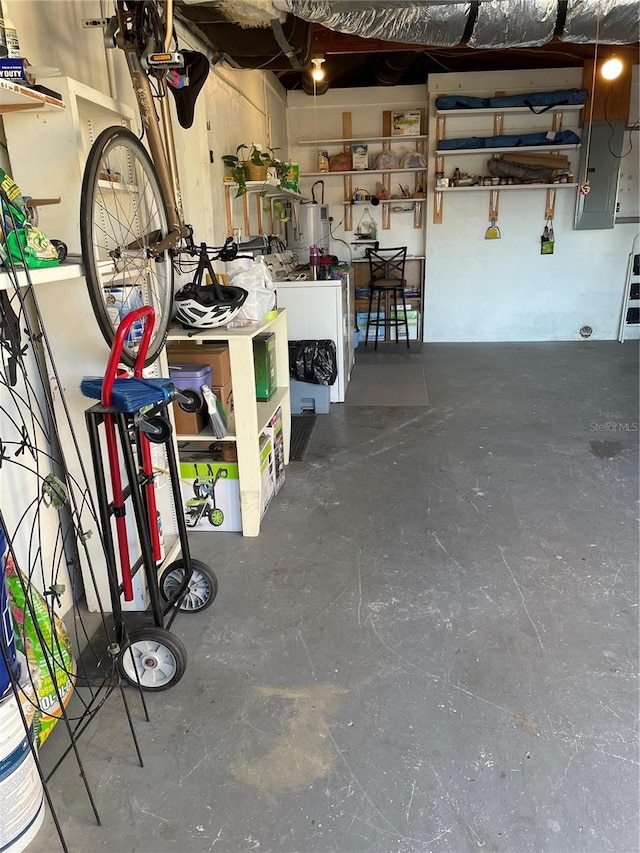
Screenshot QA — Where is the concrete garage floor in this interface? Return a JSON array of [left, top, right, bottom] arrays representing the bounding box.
[[32, 342, 638, 853]]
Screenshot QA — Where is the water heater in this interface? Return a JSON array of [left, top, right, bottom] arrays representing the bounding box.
[[286, 202, 330, 253]]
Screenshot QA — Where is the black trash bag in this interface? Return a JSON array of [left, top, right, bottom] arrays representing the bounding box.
[[288, 340, 337, 386]]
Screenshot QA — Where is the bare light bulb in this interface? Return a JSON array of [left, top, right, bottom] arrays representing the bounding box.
[[311, 58, 325, 81], [601, 57, 623, 80]]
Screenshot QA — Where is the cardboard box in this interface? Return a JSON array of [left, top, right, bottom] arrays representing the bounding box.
[[259, 433, 275, 519], [352, 143, 368, 170], [167, 342, 231, 387], [357, 311, 385, 343], [0, 59, 34, 84], [263, 407, 285, 494], [391, 110, 421, 136], [179, 454, 242, 532], [253, 333, 276, 401], [212, 380, 233, 418], [172, 403, 206, 436], [389, 309, 421, 341]]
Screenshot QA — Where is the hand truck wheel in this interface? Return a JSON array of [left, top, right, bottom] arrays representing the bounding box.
[[142, 415, 172, 444], [118, 626, 187, 690], [159, 559, 218, 612], [177, 388, 203, 414]]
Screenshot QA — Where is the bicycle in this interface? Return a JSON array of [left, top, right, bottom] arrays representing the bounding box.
[[80, 1, 243, 366]]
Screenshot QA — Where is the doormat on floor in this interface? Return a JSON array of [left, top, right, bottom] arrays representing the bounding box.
[[345, 364, 428, 406], [290, 414, 317, 461]]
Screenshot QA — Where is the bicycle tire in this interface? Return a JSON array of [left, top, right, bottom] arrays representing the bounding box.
[[80, 126, 174, 367]]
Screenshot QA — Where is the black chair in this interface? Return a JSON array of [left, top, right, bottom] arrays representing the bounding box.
[[364, 246, 409, 350]]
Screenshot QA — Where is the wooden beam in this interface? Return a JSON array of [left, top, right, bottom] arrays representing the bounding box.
[[582, 56, 634, 124]]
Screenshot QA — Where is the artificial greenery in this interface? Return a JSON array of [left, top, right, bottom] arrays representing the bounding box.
[[222, 143, 293, 197]]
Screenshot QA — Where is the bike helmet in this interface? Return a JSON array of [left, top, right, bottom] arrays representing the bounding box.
[[174, 281, 247, 329]]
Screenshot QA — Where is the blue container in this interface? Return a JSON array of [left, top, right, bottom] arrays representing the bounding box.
[[0, 522, 20, 699], [168, 363, 212, 393]]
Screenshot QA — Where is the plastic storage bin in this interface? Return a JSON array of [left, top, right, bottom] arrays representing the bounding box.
[[168, 362, 212, 393], [168, 363, 212, 435], [290, 380, 330, 414]]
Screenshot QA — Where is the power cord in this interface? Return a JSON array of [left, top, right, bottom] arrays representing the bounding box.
[[328, 215, 352, 266]]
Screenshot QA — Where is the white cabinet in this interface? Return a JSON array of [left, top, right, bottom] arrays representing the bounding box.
[[275, 275, 354, 403], [166, 309, 291, 537], [3, 76, 135, 255]]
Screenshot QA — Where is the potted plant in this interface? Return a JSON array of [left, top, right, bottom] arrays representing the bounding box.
[[222, 143, 295, 197]]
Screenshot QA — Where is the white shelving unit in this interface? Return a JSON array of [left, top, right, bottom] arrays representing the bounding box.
[[167, 309, 291, 537], [437, 183, 579, 193], [436, 142, 580, 157], [224, 181, 307, 239], [3, 76, 136, 256], [297, 113, 427, 233], [298, 134, 427, 146], [0, 78, 65, 112], [432, 102, 583, 224], [0, 261, 83, 290], [303, 166, 427, 179]]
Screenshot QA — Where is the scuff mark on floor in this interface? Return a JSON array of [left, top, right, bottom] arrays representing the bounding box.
[[589, 439, 624, 459], [514, 712, 542, 736], [231, 684, 348, 794]]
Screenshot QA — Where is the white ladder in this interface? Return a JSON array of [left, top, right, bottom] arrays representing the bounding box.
[[618, 233, 640, 343]]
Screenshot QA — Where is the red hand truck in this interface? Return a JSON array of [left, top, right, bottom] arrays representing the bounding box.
[[83, 307, 217, 690]]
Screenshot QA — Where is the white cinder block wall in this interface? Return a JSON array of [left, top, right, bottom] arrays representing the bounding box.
[[287, 85, 429, 263], [0, 1, 289, 611], [289, 69, 638, 342], [6, 0, 289, 255], [426, 68, 638, 342]]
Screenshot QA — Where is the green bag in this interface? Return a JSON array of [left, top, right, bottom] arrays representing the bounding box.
[[5, 554, 76, 746], [0, 166, 59, 268], [3, 222, 60, 268], [540, 220, 555, 255]]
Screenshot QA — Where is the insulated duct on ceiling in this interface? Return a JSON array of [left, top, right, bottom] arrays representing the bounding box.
[[214, 0, 286, 26], [272, 1, 471, 47], [562, 0, 640, 44], [274, 0, 640, 46], [467, 0, 557, 49]]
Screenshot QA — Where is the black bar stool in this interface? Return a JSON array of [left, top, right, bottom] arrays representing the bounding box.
[[364, 246, 410, 350]]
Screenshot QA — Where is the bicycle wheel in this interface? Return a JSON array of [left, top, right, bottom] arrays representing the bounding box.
[[80, 126, 174, 367]]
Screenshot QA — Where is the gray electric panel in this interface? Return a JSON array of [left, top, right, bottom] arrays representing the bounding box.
[[574, 120, 625, 230]]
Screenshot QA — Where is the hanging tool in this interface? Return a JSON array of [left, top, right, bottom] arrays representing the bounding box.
[[485, 189, 501, 239], [540, 218, 555, 254]]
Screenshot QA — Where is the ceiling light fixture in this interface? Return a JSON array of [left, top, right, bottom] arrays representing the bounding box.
[[311, 56, 325, 81], [601, 56, 623, 81]]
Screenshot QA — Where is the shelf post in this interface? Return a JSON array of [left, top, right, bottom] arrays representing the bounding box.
[[489, 189, 500, 222], [545, 188, 557, 220], [242, 194, 250, 238], [255, 193, 264, 235], [433, 190, 443, 224]]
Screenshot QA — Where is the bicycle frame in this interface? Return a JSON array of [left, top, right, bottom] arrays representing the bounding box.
[[113, 0, 190, 255]]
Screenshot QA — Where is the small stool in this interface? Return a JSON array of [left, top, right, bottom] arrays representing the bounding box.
[[364, 246, 410, 350]]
